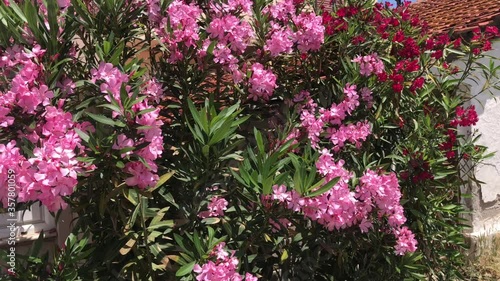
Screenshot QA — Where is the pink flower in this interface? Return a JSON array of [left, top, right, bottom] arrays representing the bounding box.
[[263, 0, 295, 21], [194, 244, 257, 281], [265, 27, 294, 56], [124, 161, 159, 189], [352, 53, 385, 76], [248, 63, 277, 101], [57, 0, 71, 8], [198, 196, 229, 218], [360, 87, 373, 108], [394, 227, 418, 255], [292, 12, 325, 53], [272, 185, 291, 202], [113, 134, 135, 157], [269, 218, 292, 232]]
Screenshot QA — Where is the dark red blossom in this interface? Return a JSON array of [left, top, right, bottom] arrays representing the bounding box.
[[377, 72, 388, 82], [450, 105, 479, 127], [485, 26, 499, 37], [435, 34, 450, 46], [410, 77, 425, 93], [293, 0, 304, 6], [352, 35, 366, 45], [431, 49, 443, 59], [402, 152, 434, 183], [446, 150, 456, 159], [336, 6, 359, 18], [392, 83, 403, 93], [425, 38, 435, 50], [398, 37, 420, 58], [393, 30, 405, 43], [440, 129, 458, 160], [390, 73, 404, 84], [390, 18, 400, 27], [483, 40, 492, 52], [410, 15, 420, 27]]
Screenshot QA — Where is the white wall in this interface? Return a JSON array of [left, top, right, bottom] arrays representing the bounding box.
[[460, 39, 500, 237]]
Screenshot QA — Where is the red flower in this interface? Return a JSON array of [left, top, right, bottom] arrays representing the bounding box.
[[425, 38, 435, 50], [446, 150, 456, 159], [485, 26, 499, 37], [410, 77, 425, 93], [405, 60, 420, 72], [435, 34, 450, 46], [377, 72, 388, 82], [483, 40, 492, 52], [352, 35, 366, 45], [392, 83, 403, 93], [390, 18, 400, 27], [431, 49, 443, 59], [392, 30, 405, 43], [390, 73, 404, 84]]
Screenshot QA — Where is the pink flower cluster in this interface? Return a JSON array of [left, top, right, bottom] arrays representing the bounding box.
[[264, 25, 294, 57], [248, 63, 277, 101], [0, 45, 51, 126], [352, 53, 385, 76], [91, 63, 164, 189], [326, 121, 371, 152], [271, 152, 417, 255], [263, 0, 325, 55], [394, 226, 418, 255], [91, 62, 130, 117], [207, 15, 254, 55], [198, 196, 229, 218], [263, 0, 295, 21], [0, 45, 93, 211], [153, 0, 202, 63], [299, 85, 371, 149], [22, 106, 91, 211], [281, 84, 415, 255], [292, 12, 325, 53], [194, 243, 258, 281], [0, 109, 92, 212], [0, 141, 24, 207]]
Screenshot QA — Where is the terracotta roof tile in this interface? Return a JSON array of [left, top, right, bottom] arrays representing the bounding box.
[[409, 0, 500, 34]]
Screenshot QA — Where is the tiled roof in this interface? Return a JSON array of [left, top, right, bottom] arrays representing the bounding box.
[[409, 0, 500, 34]]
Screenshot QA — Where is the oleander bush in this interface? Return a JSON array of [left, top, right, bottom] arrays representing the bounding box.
[[0, 0, 499, 280]]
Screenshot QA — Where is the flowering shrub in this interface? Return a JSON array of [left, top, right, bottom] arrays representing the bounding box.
[[0, 0, 498, 280]]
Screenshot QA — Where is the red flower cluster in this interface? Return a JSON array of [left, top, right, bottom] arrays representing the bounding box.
[[400, 151, 434, 183], [322, 11, 347, 35], [450, 105, 478, 127], [471, 26, 499, 54], [439, 129, 457, 159]]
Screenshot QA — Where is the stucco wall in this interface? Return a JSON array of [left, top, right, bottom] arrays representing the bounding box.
[[460, 39, 500, 238]]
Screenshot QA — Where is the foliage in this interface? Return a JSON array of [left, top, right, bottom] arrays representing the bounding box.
[[0, 0, 499, 280]]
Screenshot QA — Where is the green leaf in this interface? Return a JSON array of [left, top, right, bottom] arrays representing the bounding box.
[[86, 112, 116, 126], [306, 177, 340, 197], [151, 170, 175, 190], [175, 261, 195, 277], [280, 249, 288, 262], [97, 103, 123, 114], [193, 231, 204, 256], [254, 128, 265, 155], [74, 128, 90, 143], [202, 217, 221, 224]]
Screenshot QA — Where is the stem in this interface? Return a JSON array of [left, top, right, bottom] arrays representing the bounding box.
[[138, 194, 156, 281]]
